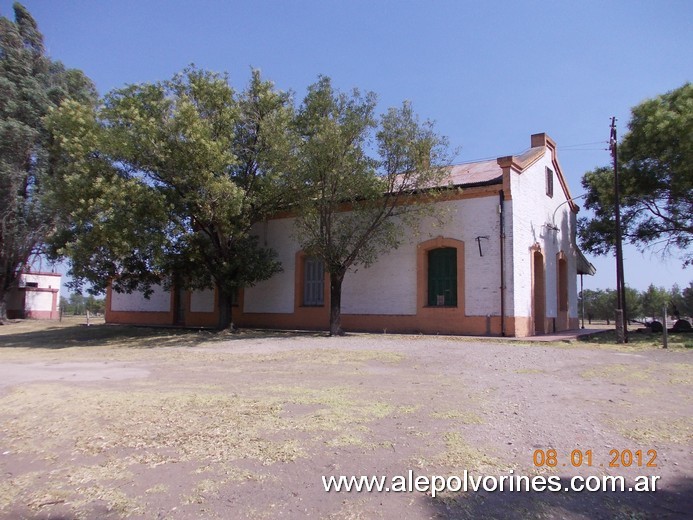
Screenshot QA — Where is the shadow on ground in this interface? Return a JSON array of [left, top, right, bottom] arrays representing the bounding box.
[[425, 475, 692, 519], [0, 323, 328, 350]]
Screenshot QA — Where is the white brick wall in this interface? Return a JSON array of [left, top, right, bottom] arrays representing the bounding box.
[[343, 196, 507, 316], [110, 284, 171, 312], [243, 218, 298, 313], [244, 195, 510, 318], [509, 150, 578, 320], [24, 290, 54, 312], [342, 242, 417, 314], [190, 288, 215, 313], [20, 273, 60, 289]]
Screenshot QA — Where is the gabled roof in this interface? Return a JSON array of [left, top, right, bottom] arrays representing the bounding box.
[[438, 140, 546, 189], [443, 159, 503, 188], [438, 133, 578, 212]]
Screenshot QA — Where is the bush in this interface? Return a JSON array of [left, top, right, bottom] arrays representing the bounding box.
[[672, 319, 692, 332], [649, 321, 663, 333]]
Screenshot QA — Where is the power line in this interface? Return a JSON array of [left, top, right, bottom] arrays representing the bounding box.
[[559, 140, 609, 149], [559, 148, 610, 152]]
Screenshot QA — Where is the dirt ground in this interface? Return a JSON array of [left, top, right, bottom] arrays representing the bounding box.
[[0, 319, 691, 519]]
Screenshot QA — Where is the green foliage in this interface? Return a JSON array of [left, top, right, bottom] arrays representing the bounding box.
[[667, 282, 693, 319], [293, 77, 451, 335], [48, 67, 296, 327], [60, 293, 105, 315], [579, 83, 693, 266], [0, 3, 95, 321], [580, 282, 693, 324], [580, 288, 615, 323], [681, 282, 693, 317], [639, 284, 669, 320]]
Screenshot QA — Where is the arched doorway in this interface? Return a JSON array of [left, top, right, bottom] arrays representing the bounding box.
[[533, 250, 545, 335]]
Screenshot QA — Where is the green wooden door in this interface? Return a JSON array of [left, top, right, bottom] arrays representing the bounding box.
[[428, 248, 457, 306]]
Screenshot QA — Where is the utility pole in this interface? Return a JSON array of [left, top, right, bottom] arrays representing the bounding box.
[[610, 117, 628, 343]]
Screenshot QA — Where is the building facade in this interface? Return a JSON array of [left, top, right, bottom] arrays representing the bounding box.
[[106, 133, 594, 337], [7, 271, 61, 320]]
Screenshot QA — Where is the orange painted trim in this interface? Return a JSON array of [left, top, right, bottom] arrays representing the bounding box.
[[236, 309, 325, 331], [234, 312, 527, 337], [497, 147, 545, 173], [497, 134, 577, 213], [502, 168, 512, 199], [531, 133, 577, 212], [232, 235, 529, 337], [512, 317, 533, 338], [104, 279, 536, 337], [106, 283, 229, 328], [446, 185, 500, 200], [106, 310, 176, 326], [186, 288, 221, 328], [293, 251, 329, 310], [237, 251, 330, 331], [416, 236, 465, 314], [556, 251, 569, 331], [51, 291, 59, 319], [17, 310, 59, 320], [530, 245, 546, 335], [264, 186, 501, 222]]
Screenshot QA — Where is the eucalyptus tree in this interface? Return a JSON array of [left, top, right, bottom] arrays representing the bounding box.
[[0, 2, 95, 321]]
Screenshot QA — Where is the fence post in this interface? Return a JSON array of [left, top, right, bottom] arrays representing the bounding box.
[[662, 304, 668, 349]]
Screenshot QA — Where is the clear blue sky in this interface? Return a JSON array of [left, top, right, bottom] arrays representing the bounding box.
[[2, 0, 691, 293]]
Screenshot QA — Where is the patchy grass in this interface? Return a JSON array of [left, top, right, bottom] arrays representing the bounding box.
[[514, 368, 546, 375], [250, 349, 405, 366], [612, 417, 693, 444], [0, 383, 302, 515], [265, 385, 396, 435], [1, 319, 691, 518], [580, 363, 692, 386], [0, 377, 404, 516], [415, 432, 501, 472], [578, 329, 693, 350], [580, 364, 653, 382], [429, 409, 484, 424], [1, 385, 300, 465], [438, 432, 501, 470]]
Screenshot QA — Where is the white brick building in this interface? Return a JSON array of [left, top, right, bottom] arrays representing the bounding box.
[[106, 133, 594, 336]]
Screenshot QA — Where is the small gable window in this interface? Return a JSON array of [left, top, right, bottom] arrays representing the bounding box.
[[546, 167, 554, 198], [428, 247, 457, 307]]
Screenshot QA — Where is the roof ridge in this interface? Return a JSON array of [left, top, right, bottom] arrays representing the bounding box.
[[451, 145, 537, 167]]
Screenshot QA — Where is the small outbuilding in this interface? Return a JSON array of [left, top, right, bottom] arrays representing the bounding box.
[[7, 271, 61, 320]]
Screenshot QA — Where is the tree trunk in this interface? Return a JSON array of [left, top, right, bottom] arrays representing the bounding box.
[[0, 294, 7, 324], [329, 272, 345, 336], [217, 288, 235, 331]]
